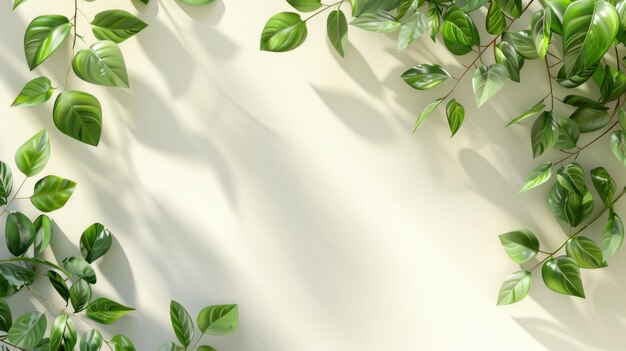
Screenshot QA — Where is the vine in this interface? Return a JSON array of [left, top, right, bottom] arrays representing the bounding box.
[[260, 0, 626, 304]]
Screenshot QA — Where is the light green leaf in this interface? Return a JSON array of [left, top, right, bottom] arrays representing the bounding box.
[[441, 5, 480, 55], [566, 236, 606, 269], [170, 300, 194, 347], [50, 315, 77, 351], [530, 111, 559, 158], [70, 279, 92, 313], [427, 3, 441, 41], [260, 12, 308, 52], [541, 256, 585, 298], [11, 77, 55, 107], [24, 15, 71, 70], [414, 98, 443, 132], [494, 40, 524, 82], [472, 64, 507, 107], [446, 99, 464, 137], [178, 0, 215, 5], [503, 30, 538, 59], [602, 209, 624, 259], [401, 64, 450, 90], [562, 0, 619, 77], [0, 161, 12, 206], [486, 1, 505, 35], [500, 0, 522, 17], [157, 342, 184, 351], [197, 304, 239, 335], [459, 0, 488, 12], [548, 181, 594, 227], [111, 334, 136, 351], [15, 129, 50, 177], [351, 11, 401, 32], [398, 12, 428, 51], [590, 167, 616, 207], [531, 8, 551, 58], [53, 91, 102, 146], [5, 212, 36, 257], [63, 257, 96, 284], [86, 298, 134, 325], [80, 223, 112, 263], [30, 175, 76, 212], [327, 10, 348, 57], [519, 161, 552, 194], [80, 329, 103, 351], [556, 162, 585, 195], [33, 215, 52, 255], [72, 41, 129, 88], [544, 0, 572, 35], [8, 312, 46, 349], [610, 130, 626, 166], [91, 10, 148, 43], [570, 107, 610, 133], [0, 263, 35, 286], [197, 346, 217, 351], [556, 117, 580, 150], [496, 271, 531, 305], [499, 229, 540, 263], [287, 0, 321, 11]]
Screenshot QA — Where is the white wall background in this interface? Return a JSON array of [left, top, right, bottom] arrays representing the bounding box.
[[2, 0, 626, 350]]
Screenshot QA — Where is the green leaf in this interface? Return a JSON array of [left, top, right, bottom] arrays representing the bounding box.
[[441, 5, 480, 55], [499, 0, 522, 17], [590, 167, 616, 207], [197, 347, 217, 351], [30, 175, 76, 212], [602, 209, 624, 259], [24, 15, 71, 70], [91, 10, 148, 43], [570, 107, 610, 133], [486, 1, 505, 35], [446, 99, 464, 137], [499, 229, 540, 263], [459, 0, 488, 12], [556, 162, 585, 195], [11, 77, 55, 107], [398, 12, 428, 51], [63, 257, 96, 284], [53, 91, 102, 146], [530, 111, 559, 158], [111, 335, 136, 351], [0, 161, 12, 206], [548, 181, 594, 227], [496, 271, 531, 306], [556, 63, 597, 87], [80, 223, 112, 263], [33, 215, 52, 255], [13, 0, 26, 10], [0, 263, 35, 286], [503, 30, 538, 59], [260, 12, 308, 52], [427, 3, 441, 41], [15, 129, 50, 177], [70, 279, 92, 313], [287, 0, 321, 11], [611, 130, 626, 166], [327, 10, 348, 57], [8, 311, 47, 349], [401, 64, 450, 90], [494, 41, 524, 82], [620, 108, 626, 130], [72, 41, 129, 88], [0, 300, 11, 332], [544, 0, 572, 35], [197, 304, 239, 335], [531, 8, 551, 58], [519, 161, 552, 193], [562, 95, 608, 110], [170, 300, 194, 347], [47, 271, 70, 303], [397, 0, 419, 19], [562, 0, 619, 77], [556, 117, 580, 150], [86, 298, 134, 325], [566, 236, 606, 269], [50, 315, 77, 351], [472, 64, 507, 107], [157, 342, 184, 351], [178, 0, 215, 5], [80, 329, 103, 351], [414, 98, 443, 132], [542, 256, 585, 298], [5, 212, 36, 257], [351, 11, 401, 32]]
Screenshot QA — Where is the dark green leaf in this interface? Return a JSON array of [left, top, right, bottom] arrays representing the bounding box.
[[260, 12, 308, 52], [441, 5, 480, 55], [33, 215, 52, 255], [494, 41, 524, 82], [499, 229, 540, 263], [8, 311, 46, 349], [170, 300, 194, 347], [86, 298, 134, 325], [91, 10, 148, 43], [401, 64, 450, 90], [519, 161, 552, 193], [197, 347, 217, 351], [80, 223, 112, 263], [111, 335, 136, 351], [531, 111, 559, 158], [542, 256, 585, 297], [53, 91, 102, 146], [496, 270, 531, 305], [499, 0, 522, 17], [15, 129, 50, 177], [72, 41, 129, 88], [63, 257, 96, 284], [24, 15, 71, 70], [486, 1, 505, 35], [11, 77, 55, 107], [0, 263, 35, 286], [5, 212, 36, 256], [544, 0, 572, 35], [50, 315, 77, 351], [80, 329, 103, 351], [0, 161, 12, 206], [70, 279, 92, 312], [47, 271, 70, 303], [0, 300, 11, 332], [556, 117, 580, 150], [562, 95, 608, 110], [556, 162, 585, 195], [503, 30, 538, 59], [459, 0, 488, 12], [446, 99, 464, 137], [30, 175, 76, 212], [197, 304, 239, 335], [590, 167, 616, 207], [570, 107, 610, 133], [566, 236, 606, 269], [548, 181, 594, 227], [327, 10, 348, 57]]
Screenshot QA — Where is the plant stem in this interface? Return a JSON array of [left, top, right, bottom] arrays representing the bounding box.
[[530, 186, 626, 271], [63, 0, 79, 90], [305, 0, 344, 21], [0, 177, 26, 217], [544, 57, 554, 111]]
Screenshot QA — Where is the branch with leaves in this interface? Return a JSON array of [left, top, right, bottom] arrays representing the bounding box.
[[260, 0, 626, 305]]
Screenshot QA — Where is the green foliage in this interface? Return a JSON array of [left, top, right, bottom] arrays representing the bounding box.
[[91, 10, 148, 43], [497, 270, 531, 305], [72, 41, 130, 88], [542, 256, 585, 298], [53, 91, 103, 146], [260, 12, 308, 52], [11, 77, 55, 107]]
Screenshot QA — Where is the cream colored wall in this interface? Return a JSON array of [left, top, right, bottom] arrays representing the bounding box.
[[1, 0, 625, 350]]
